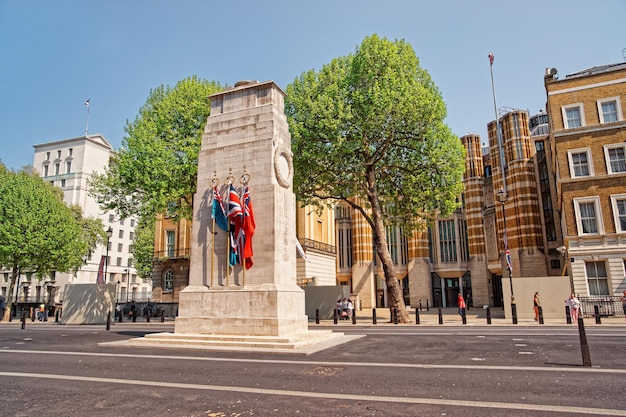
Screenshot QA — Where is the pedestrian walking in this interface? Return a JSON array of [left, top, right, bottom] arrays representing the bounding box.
[[457, 293, 466, 321], [565, 293, 580, 322], [533, 292, 541, 322]]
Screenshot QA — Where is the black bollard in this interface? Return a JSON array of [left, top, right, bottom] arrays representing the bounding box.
[[512, 303, 518, 325], [392, 308, 397, 324], [55, 309, 59, 323], [147, 310, 151, 323], [538, 306, 544, 324], [486, 306, 492, 325], [372, 308, 377, 325], [426, 300, 430, 311], [419, 300, 422, 311], [119, 310, 123, 323], [21, 311, 26, 329], [415, 308, 420, 325], [333, 308, 338, 324], [438, 307, 443, 325], [594, 305, 601, 324], [578, 317, 592, 367], [161, 310, 165, 323], [352, 308, 356, 325], [133, 311, 137, 322], [315, 309, 320, 325], [565, 305, 572, 325], [31, 307, 35, 322], [462, 308, 467, 325], [106, 311, 111, 331]]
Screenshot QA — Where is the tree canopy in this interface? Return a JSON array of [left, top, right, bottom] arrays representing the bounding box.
[[285, 35, 465, 322], [0, 164, 102, 319], [89, 76, 223, 221], [88, 76, 222, 279]]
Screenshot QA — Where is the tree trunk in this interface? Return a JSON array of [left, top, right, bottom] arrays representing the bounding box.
[[365, 168, 410, 323], [3, 266, 18, 321]]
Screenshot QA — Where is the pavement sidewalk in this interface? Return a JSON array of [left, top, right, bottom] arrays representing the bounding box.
[[310, 306, 626, 327]]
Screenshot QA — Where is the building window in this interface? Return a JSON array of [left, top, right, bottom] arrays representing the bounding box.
[[550, 259, 560, 269], [57, 150, 61, 158], [118, 230, 124, 239], [385, 227, 408, 266], [65, 161, 71, 173], [458, 219, 469, 262], [54, 163, 60, 175], [438, 220, 457, 263], [604, 144, 626, 174], [597, 97, 621, 124], [68, 148, 73, 156], [117, 243, 123, 252], [130, 219, 135, 227], [129, 231, 134, 240], [116, 257, 122, 266], [120, 218, 125, 226], [610, 194, 626, 233], [60, 179, 65, 187], [43, 165, 48, 177], [585, 260, 609, 295], [337, 227, 352, 269], [46, 152, 50, 160], [567, 148, 593, 178], [163, 269, 174, 291], [562, 104, 584, 129], [573, 197, 603, 235], [166, 231, 175, 257]]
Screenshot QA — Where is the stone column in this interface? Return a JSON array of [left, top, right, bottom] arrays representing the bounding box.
[[175, 81, 308, 337]]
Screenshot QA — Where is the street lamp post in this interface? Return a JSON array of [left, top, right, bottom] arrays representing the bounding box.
[[124, 268, 129, 303], [498, 189, 517, 324], [104, 226, 113, 283]]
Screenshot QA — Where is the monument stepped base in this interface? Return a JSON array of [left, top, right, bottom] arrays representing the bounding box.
[[99, 330, 361, 355]]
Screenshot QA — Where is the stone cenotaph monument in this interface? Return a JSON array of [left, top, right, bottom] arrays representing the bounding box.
[[125, 81, 345, 351]]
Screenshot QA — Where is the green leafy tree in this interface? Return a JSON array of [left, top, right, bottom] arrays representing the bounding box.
[[89, 76, 223, 221], [285, 35, 465, 322], [0, 165, 95, 320], [131, 215, 156, 282], [68, 205, 107, 265]]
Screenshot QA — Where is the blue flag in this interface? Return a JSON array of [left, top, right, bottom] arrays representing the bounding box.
[[211, 187, 228, 231]]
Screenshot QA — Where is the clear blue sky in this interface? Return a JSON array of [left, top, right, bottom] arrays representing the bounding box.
[[1, 0, 624, 170]]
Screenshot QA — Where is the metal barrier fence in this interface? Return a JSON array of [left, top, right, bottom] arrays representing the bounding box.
[[579, 296, 624, 318]]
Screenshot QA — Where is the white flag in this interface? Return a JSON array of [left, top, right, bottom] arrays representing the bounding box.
[[85, 99, 90, 107], [295, 238, 309, 262]]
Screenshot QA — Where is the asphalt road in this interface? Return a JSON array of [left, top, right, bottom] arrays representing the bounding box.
[[1, 321, 625, 417]]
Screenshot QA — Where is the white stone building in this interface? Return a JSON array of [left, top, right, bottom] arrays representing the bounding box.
[[19, 134, 151, 305]]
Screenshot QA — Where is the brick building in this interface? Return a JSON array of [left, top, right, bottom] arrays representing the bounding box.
[[544, 63, 626, 297]]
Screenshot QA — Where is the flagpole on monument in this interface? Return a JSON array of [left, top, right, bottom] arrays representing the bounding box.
[[225, 170, 235, 286], [489, 52, 517, 324], [84, 99, 90, 136], [210, 174, 220, 288], [240, 170, 250, 287]]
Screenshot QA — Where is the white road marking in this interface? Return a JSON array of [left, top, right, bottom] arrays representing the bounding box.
[[0, 371, 623, 416], [0, 349, 622, 374]]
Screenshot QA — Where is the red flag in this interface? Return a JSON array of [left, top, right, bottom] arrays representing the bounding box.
[[241, 184, 255, 269], [96, 255, 106, 284], [488, 52, 494, 65]]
